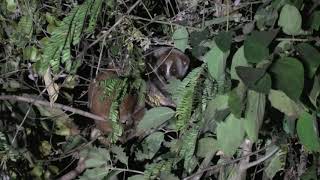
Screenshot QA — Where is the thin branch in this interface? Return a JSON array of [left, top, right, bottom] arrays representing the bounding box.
[[0, 95, 107, 122], [183, 144, 277, 180]]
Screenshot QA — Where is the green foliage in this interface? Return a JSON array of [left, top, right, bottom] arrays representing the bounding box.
[[137, 107, 175, 133], [2, 0, 320, 179], [230, 46, 249, 81], [296, 43, 320, 78], [236, 66, 271, 94], [41, 0, 102, 75], [268, 90, 303, 117], [176, 67, 203, 131], [217, 114, 245, 156], [105, 78, 128, 142], [243, 30, 278, 63], [278, 4, 302, 35], [173, 26, 189, 52], [244, 90, 266, 142], [270, 57, 304, 101], [297, 112, 320, 152]]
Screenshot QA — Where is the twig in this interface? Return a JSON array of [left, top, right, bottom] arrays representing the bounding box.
[[183, 144, 278, 180], [126, 15, 201, 30], [0, 95, 107, 122]]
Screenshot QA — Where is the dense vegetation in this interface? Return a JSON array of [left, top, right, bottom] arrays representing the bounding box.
[[0, 0, 320, 179]]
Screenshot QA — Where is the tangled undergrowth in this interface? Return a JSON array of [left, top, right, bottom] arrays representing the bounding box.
[[1, 0, 320, 179]]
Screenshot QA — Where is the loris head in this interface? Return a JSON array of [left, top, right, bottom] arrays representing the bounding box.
[[150, 47, 190, 80]]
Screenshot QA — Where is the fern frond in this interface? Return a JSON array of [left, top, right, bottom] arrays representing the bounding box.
[[86, 0, 103, 33], [102, 78, 128, 142], [179, 126, 198, 170], [42, 0, 101, 74], [175, 66, 203, 131]]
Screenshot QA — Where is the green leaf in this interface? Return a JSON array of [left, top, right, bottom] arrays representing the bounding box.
[[297, 112, 320, 152], [6, 0, 16, 12], [82, 147, 110, 168], [137, 107, 175, 132], [310, 11, 320, 31], [217, 114, 245, 156], [244, 90, 266, 142], [173, 26, 189, 52], [228, 92, 243, 119], [309, 75, 320, 107], [141, 132, 164, 159], [255, 73, 272, 94], [244, 30, 278, 63], [235, 66, 270, 93], [296, 43, 320, 78], [268, 90, 302, 118], [78, 167, 108, 180], [196, 137, 218, 158], [204, 45, 229, 81], [204, 94, 229, 122], [278, 4, 302, 35], [230, 46, 250, 81], [270, 57, 304, 101], [128, 175, 145, 180], [214, 31, 233, 52], [190, 29, 209, 46]]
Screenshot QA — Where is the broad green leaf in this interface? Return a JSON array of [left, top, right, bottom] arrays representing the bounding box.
[[217, 114, 245, 156], [128, 175, 145, 180], [270, 57, 304, 101], [204, 94, 229, 122], [268, 90, 302, 118], [309, 75, 320, 107], [196, 137, 218, 158], [297, 112, 320, 152], [230, 46, 249, 80], [278, 4, 302, 35], [310, 11, 320, 31], [78, 167, 108, 180], [296, 43, 320, 78], [244, 30, 278, 63], [204, 46, 229, 81], [173, 26, 188, 52], [190, 29, 209, 46], [141, 132, 164, 159], [214, 31, 233, 52], [228, 87, 244, 118], [236, 66, 271, 93], [244, 90, 266, 142], [254, 73, 272, 94], [83, 147, 110, 168], [137, 107, 175, 132], [6, 0, 16, 12], [264, 147, 286, 178]]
